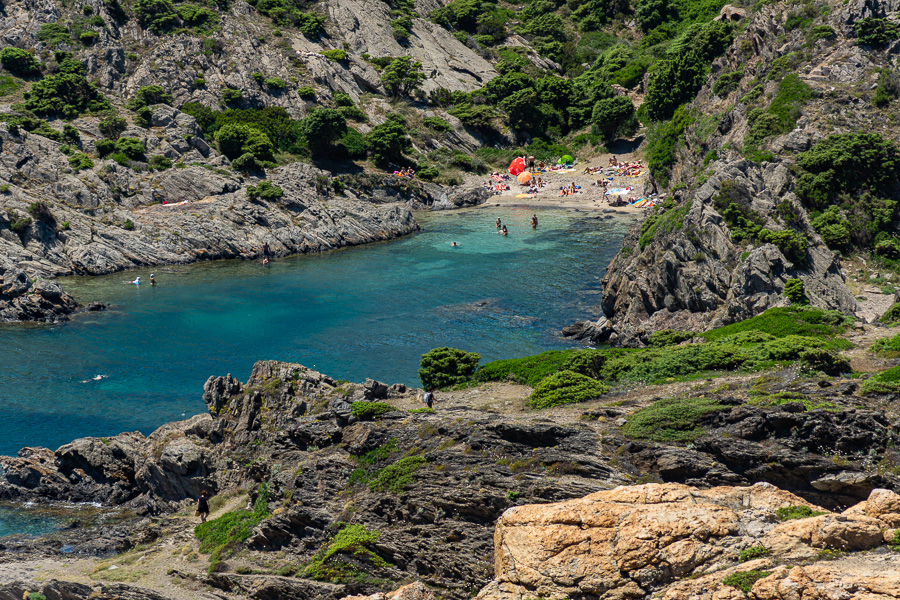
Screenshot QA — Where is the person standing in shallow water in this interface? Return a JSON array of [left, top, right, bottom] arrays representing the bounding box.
[[532, 214, 538, 229], [501, 225, 508, 236], [496, 218, 501, 229], [262, 242, 270, 260], [197, 490, 210, 523]]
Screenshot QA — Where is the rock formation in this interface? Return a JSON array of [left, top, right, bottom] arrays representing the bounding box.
[[476, 482, 900, 600]]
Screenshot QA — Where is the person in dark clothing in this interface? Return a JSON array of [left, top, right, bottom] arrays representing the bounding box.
[[262, 242, 270, 259], [423, 390, 434, 409], [197, 490, 210, 523]]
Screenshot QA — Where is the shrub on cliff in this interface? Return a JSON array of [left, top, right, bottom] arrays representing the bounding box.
[[644, 50, 705, 121], [476, 350, 576, 386], [134, 0, 179, 34], [215, 123, 275, 164], [419, 347, 481, 389], [783, 279, 807, 305], [722, 570, 773, 595], [528, 370, 609, 408], [195, 484, 270, 566], [381, 57, 425, 98], [0, 47, 41, 76], [115, 137, 147, 161], [126, 85, 174, 111], [304, 524, 389, 582], [22, 71, 111, 119], [855, 17, 900, 47], [246, 181, 283, 201], [880, 302, 900, 325], [297, 108, 347, 153], [862, 366, 900, 395], [622, 397, 729, 442], [350, 401, 395, 420], [366, 114, 412, 168], [591, 95, 638, 142]]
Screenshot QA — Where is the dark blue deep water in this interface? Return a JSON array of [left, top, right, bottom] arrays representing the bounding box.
[[0, 207, 630, 467]]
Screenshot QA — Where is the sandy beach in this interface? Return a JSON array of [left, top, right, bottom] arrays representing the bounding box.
[[464, 152, 653, 214]]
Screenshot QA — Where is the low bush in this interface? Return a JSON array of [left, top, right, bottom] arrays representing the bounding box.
[[739, 545, 769, 562], [115, 137, 147, 161], [304, 524, 386, 581], [246, 180, 283, 200], [527, 370, 609, 408], [476, 350, 575, 386], [622, 397, 729, 443], [861, 365, 900, 395], [148, 155, 172, 170], [297, 86, 316, 98], [195, 484, 270, 559], [422, 116, 452, 132], [775, 505, 825, 521], [0, 47, 41, 76], [95, 138, 116, 157], [127, 85, 174, 111], [368, 455, 425, 493], [855, 17, 900, 47], [23, 70, 111, 119], [320, 49, 347, 61], [350, 401, 395, 420], [419, 347, 480, 389], [783, 278, 807, 305], [221, 88, 243, 104], [264, 77, 286, 90], [68, 153, 94, 172], [648, 329, 695, 347], [880, 302, 900, 324], [722, 570, 772, 594]]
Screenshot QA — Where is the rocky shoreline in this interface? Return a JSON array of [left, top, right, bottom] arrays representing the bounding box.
[[1, 338, 898, 598]]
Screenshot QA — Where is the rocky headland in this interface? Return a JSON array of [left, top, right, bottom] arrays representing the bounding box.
[[2, 308, 900, 599]]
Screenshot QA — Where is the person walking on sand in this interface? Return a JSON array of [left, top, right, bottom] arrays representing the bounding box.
[[532, 214, 538, 229], [197, 490, 210, 523]]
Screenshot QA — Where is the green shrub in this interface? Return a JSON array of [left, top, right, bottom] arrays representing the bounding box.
[[79, 31, 99, 44], [23, 71, 111, 119], [320, 49, 347, 61], [148, 155, 173, 170], [713, 68, 742, 97], [380, 56, 425, 97], [561, 349, 608, 379], [304, 524, 386, 581], [221, 88, 243, 104], [215, 123, 274, 163], [98, 114, 127, 139], [890, 528, 900, 552], [622, 397, 729, 443], [0, 47, 41, 76], [527, 370, 609, 409], [861, 366, 900, 394], [351, 401, 395, 420], [134, 0, 179, 34], [648, 330, 696, 347], [298, 108, 347, 152], [8, 213, 31, 233], [246, 180, 283, 200], [592, 96, 638, 141], [115, 137, 147, 161], [797, 348, 850, 376], [775, 505, 825, 521], [417, 165, 440, 180], [476, 350, 576, 386], [127, 85, 174, 111], [112, 152, 130, 167], [264, 77, 286, 90], [422, 116, 452, 132], [68, 153, 94, 172], [368, 456, 425, 493], [297, 86, 316, 98], [26, 594, 47, 600], [880, 302, 900, 325], [703, 306, 851, 344], [338, 128, 366, 159], [95, 138, 116, 157], [37, 23, 70, 46], [810, 206, 850, 249], [195, 484, 270, 558], [366, 114, 412, 168], [856, 17, 900, 47], [419, 347, 481, 389], [783, 279, 807, 305], [722, 570, 772, 594], [194, 77, 206, 87], [645, 51, 705, 121], [644, 106, 692, 184], [122, 219, 135, 230], [739, 545, 769, 562]]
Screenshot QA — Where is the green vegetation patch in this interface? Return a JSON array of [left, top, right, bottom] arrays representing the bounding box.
[[368, 455, 425, 493], [476, 350, 575, 387], [195, 484, 270, 561], [22, 57, 111, 119], [305, 523, 388, 582], [871, 334, 900, 355], [861, 366, 900, 395], [419, 347, 481, 389], [702, 307, 851, 348], [775, 505, 825, 521], [350, 402, 396, 420], [622, 397, 729, 443], [739, 545, 769, 562], [881, 302, 900, 325], [722, 570, 772, 595], [527, 370, 609, 408]]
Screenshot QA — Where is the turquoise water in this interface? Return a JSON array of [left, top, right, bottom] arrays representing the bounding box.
[[0, 207, 629, 463]]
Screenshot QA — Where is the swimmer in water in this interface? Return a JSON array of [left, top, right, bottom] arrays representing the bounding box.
[[501, 225, 508, 236], [262, 257, 269, 266], [125, 276, 140, 285], [532, 214, 538, 229], [496, 218, 501, 229], [150, 273, 156, 286], [450, 241, 459, 247]]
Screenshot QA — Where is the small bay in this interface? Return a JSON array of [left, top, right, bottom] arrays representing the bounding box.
[[0, 207, 631, 461]]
